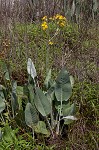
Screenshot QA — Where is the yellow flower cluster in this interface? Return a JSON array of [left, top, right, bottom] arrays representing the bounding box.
[[41, 21, 48, 30], [41, 14, 67, 45], [54, 14, 67, 27], [54, 14, 66, 20], [41, 14, 67, 29], [42, 16, 47, 21], [41, 14, 67, 30]]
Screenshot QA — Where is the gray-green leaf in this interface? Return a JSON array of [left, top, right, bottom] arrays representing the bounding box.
[[63, 103, 76, 124], [25, 102, 39, 128], [0, 90, 5, 113], [55, 68, 72, 101], [34, 87, 51, 116], [27, 58, 37, 79]]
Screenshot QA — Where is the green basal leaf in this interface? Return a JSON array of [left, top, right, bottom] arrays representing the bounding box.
[[34, 87, 51, 116], [25, 102, 39, 128], [0, 90, 5, 113], [55, 68, 72, 101], [56, 68, 70, 85], [55, 83, 72, 101], [63, 103, 76, 116], [28, 84, 34, 105], [11, 93, 18, 111], [35, 121, 50, 135], [27, 58, 37, 79], [62, 103, 76, 124]]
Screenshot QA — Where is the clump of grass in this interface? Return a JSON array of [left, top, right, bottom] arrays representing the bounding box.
[[67, 81, 99, 150]]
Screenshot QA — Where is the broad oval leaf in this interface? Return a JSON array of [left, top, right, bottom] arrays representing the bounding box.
[[27, 58, 37, 79], [28, 84, 34, 105], [56, 68, 70, 85], [12, 81, 17, 93], [11, 93, 18, 111], [62, 103, 76, 116], [25, 102, 39, 128], [34, 87, 51, 116], [55, 68, 72, 101], [0, 91, 5, 113], [25, 102, 39, 127], [55, 83, 72, 101]]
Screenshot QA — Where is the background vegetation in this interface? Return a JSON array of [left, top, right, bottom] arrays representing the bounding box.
[[0, 0, 99, 150]]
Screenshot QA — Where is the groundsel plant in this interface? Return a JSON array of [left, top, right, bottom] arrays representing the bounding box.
[[41, 15, 67, 75], [25, 58, 77, 138]]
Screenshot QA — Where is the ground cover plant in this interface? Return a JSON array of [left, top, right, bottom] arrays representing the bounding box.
[[0, 1, 99, 149]]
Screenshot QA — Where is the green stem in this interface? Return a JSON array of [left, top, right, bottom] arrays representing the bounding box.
[[46, 45, 49, 75], [45, 116, 54, 138], [32, 127, 34, 140], [56, 91, 63, 135]]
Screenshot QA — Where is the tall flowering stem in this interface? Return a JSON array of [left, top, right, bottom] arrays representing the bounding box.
[[41, 14, 67, 74]]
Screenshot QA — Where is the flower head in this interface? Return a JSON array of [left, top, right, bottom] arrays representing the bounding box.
[[54, 14, 66, 20], [42, 16, 47, 21], [59, 22, 65, 27], [41, 21, 48, 30]]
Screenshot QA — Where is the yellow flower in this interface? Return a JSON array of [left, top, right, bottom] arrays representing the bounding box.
[[41, 21, 48, 30], [54, 14, 66, 20], [42, 16, 47, 21], [59, 15, 66, 20], [59, 15, 64, 20], [49, 41, 53, 45], [54, 14, 60, 19], [59, 21, 66, 27]]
